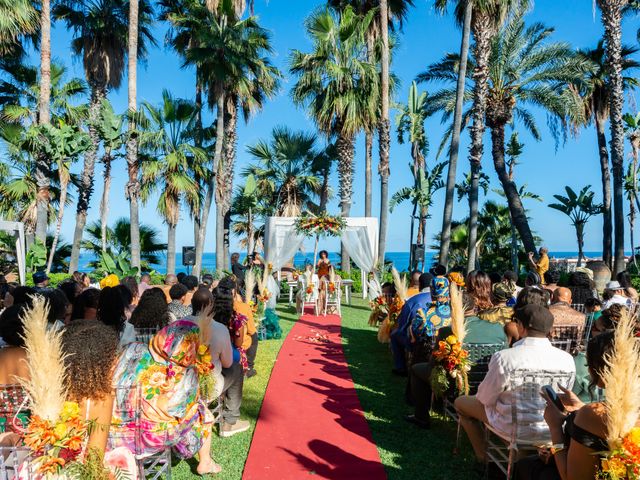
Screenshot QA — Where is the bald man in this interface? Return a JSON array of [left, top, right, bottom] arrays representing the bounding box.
[[549, 287, 585, 331]]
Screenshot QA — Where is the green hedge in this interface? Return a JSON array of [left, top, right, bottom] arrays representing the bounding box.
[[25, 272, 72, 287]]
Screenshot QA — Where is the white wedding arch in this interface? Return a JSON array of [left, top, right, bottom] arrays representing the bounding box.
[[263, 216, 379, 302]]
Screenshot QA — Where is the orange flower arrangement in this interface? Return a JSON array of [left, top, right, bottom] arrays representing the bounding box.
[[257, 288, 272, 306], [430, 335, 472, 397], [328, 282, 336, 293], [599, 428, 640, 479], [387, 296, 405, 329], [23, 401, 88, 475], [368, 295, 389, 326]]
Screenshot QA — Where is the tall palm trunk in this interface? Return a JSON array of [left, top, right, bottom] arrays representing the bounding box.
[[377, 0, 390, 269], [218, 98, 237, 269], [100, 154, 112, 253], [127, 0, 141, 271], [365, 31, 374, 218], [490, 121, 537, 254], [440, 0, 472, 267], [598, 0, 627, 274], [337, 133, 355, 272], [466, 14, 492, 273], [247, 207, 254, 257], [167, 222, 176, 274], [595, 114, 613, 268], [69, 86, 104, 272], [576, 223, 585, 267], [192, 75, 205, 278], [35, 0, 51, 244], [46, 170, 69, 274], [207, 92, 225, 273], [320, 165, 330, 212]]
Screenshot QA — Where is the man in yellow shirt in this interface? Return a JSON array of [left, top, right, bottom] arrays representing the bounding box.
[[234, 290, 258, 378], [406, 270, 422, 298], [528, 247, 549, 284]]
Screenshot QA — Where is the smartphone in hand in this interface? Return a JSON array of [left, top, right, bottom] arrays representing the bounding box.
[[542, 385, 565, 412]]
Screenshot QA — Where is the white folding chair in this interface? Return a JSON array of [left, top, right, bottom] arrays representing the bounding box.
[[570, 303, 586, 313], [110, 385, 172, 480], [0, 446, 32, 480], [484, 369, 575, 479], [550, 324, 582, 354], [134, 327, 159, 345], [299, 277, 319, 316], [322, 278, 342, 317]]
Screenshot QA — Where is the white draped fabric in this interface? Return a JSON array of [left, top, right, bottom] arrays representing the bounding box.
[[263, 217, 305, 308], [263, 216, 379, 300], [339, 217, 379, 298]]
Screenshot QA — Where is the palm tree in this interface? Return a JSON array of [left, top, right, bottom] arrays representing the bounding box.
[[461, 0, 522, 273], [290, 6, 378, 271], [53, 0, 155, 273], [419, 8, 587, 258], [35, 0, 52, 244], [390, 162, 446, 270], [127, 0, 141, 272], [434, 0, 473, 267], [311, 143, 337, 212], [216, 19, 280, 269], [597, 0, 631, 274], [327, 0, 414, 219], [243, 127, 322, 216], [95, 99, 125, 253], [574, 42, 638, 269], [549, 186, 604, 267], [137, 90, 205, 274], [624, 112, 640, 260], [82, 217, 167, 267]]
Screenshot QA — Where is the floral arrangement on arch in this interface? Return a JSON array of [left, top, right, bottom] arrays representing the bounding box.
[[368, 295, 389, 327], [294, 213, 346, 237], [597, 312, 640, 480], [430, 334, 472, 397]]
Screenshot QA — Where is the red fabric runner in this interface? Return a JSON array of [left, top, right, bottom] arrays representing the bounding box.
[[242, 313, 387, 480]]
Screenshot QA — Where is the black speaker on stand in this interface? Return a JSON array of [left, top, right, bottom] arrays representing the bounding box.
[[182, 246, 196, 275]]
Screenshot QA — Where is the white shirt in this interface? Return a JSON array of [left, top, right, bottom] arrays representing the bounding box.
[[476, 337, 575, 442], [603, 294, 632, 310]]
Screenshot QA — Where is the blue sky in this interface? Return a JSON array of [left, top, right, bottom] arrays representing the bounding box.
[[40, 0, 640, 256]]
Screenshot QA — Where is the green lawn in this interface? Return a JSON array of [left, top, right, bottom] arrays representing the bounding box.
[[171, 302, 299, 479], [340, 298, 477, 480], [171, 298, 476, 479]]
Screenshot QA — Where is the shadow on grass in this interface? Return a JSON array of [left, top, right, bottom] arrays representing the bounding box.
[[341, 299, 478, 480]]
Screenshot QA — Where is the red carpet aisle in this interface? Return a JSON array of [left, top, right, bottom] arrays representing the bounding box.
[[242, 313, 387, 480]]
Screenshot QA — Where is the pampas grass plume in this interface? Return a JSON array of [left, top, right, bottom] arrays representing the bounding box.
[[19, 296, 67, 422], [450, 283, 466, 343], [603, 311, 640, 449], [391, 266, 408, 301]]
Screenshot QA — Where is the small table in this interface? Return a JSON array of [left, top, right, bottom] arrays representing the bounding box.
[[342, 279, 353, 306]]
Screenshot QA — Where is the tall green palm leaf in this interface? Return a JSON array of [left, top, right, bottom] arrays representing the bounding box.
[[0, 0, 37, 56], [54, 0, 155, 272]]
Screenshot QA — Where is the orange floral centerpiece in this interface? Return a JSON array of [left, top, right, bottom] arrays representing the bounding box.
[[23, 401, 88, 475], [368, 295, 389, 327], [430, 334, 472, 397], [598, 428, 640, 479]]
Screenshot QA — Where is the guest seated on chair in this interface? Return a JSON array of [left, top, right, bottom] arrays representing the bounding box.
[[168, 283, 192, 322], [477, 281, 515, 327], [406, 270, 422, 298], [389, 272, 433, 376], [505, 287, 551, 345], [131, 287, 171, 329], [454, 305, 575, 465], [514, 330, 623, 480]]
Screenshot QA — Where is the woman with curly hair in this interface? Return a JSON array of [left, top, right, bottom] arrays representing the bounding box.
[[465, 271, 493, 312], [98, 286, 136, 347], [130, 288, 170, 329], [71, 288, 100, 321], [61, 320, 120, 454]]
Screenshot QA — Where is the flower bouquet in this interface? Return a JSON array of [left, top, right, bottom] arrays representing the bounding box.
[[430, 335, 472, 397], [599, 428, 640, 479], [368, 296, 389, 327], [305, 285, 315, 302], [196, 343, 216, 403]]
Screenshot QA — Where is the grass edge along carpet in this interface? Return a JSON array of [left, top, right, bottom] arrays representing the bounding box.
[[242, 312, 387, 480]]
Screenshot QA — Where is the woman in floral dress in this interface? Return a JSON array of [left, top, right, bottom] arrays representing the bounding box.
[[109, 319, 219, 475]]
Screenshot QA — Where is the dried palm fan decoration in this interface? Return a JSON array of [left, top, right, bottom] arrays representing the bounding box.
[[449, 283, 466, 344], [602, 311, 640, 448], [391, 266, 408, 302], [19, 296, 67, 421], [244, 267, 256, 303]]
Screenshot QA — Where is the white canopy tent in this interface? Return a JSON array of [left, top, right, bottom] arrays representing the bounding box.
[[0, 220, 27, 285], [263, 216, 379, 301]]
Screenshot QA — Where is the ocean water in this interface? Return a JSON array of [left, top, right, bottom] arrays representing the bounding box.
[[77, 250, 616, 274]]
